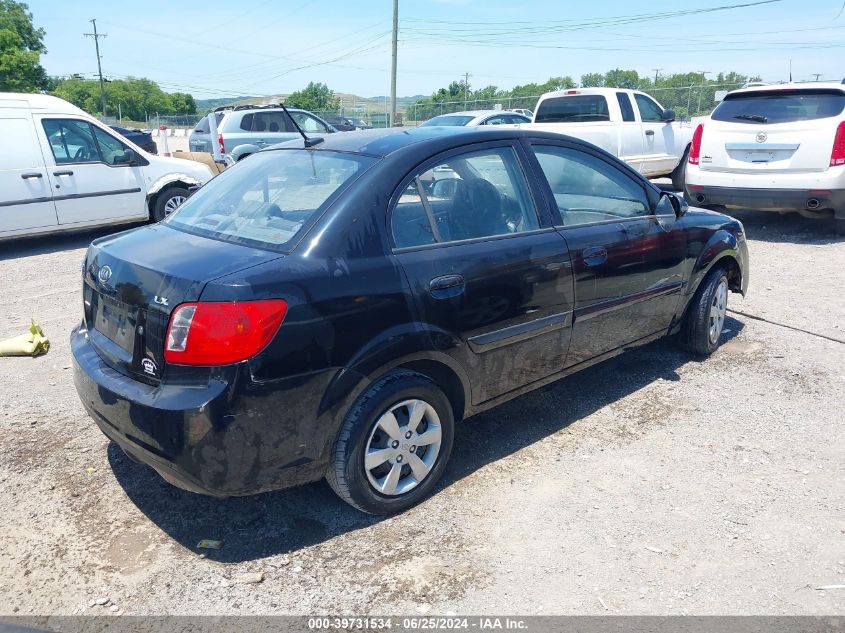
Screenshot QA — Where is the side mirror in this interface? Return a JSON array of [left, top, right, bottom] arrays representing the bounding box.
[[666, 191, 688, 218], [120, 148, 136, 165], [661, 109, 676, 122]]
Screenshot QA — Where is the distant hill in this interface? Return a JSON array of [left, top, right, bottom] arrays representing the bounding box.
[[195, 97, 253, 112], [369, 95, 427, 108]]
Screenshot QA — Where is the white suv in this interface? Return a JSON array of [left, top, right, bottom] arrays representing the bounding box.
[[684, 82, 845, 234]]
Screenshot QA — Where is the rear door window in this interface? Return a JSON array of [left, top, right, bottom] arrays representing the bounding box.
[[616, 92, 636, 122], [391, 147, 539, 248], [164, 150, 375, 251], [239, 111, 293, 133], [711, 89, 845, 124], [535, 95, 609, 123]]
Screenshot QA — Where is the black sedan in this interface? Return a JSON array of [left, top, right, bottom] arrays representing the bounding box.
[[110, 125, 157, 154], [324, 115, 372, 131], [72, 126, 749, 514]]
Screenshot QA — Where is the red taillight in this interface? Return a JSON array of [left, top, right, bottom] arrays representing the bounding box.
[[831, 121, 845, 167], [164, 300, 287, 366], [218, 133, 225, 154], [689, 123, 704, 165]]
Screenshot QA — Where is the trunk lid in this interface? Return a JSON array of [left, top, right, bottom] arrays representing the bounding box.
[[83, 224, 283, 382]]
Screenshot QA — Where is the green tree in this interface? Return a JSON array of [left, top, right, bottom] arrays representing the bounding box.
[[169, 91, 196, 114], [580, 72, 606, 88], [604, 68, 641, 89], [286, 82, 340, 112], [0, 0, 47, 92]]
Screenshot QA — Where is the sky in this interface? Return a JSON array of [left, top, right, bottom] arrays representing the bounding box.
[[24, 0, 845, 100]]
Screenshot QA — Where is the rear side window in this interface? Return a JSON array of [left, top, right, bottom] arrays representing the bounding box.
[[239, 111, 293, 133], [616, 93, 635, 122], [164, 150, 375, 252], [392, 147, 539, 249], [532, 145, 650, 225], [711, 89, 845, 124], [535, 95, 609, 123]]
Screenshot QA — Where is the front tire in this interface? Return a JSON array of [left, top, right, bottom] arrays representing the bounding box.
[[327, 370, 455, 515], [152, 187, 190, 222], [679, 266, 730, 356]]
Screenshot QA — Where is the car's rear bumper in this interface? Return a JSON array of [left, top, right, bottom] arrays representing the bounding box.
[[685, 184, 845, 215], [71, 324, 350, 496]]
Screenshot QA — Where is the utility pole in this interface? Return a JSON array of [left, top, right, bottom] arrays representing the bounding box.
[[652, 68, 663, 85], [811, 73, 822, 81], [84, 19, 108, 116], [389, 0, 398, 127], [463, 72, 471, 109]]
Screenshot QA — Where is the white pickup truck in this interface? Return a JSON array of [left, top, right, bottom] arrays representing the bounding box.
[[522, 88, 694, 189]]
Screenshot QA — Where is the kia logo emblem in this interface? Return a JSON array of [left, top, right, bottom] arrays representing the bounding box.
[[98, 266, 112, 284]]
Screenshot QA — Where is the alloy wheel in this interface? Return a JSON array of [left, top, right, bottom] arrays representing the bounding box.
[[709, 278, 728, 344], [364, 399, 442, 496], [163, 195, 187, 215]]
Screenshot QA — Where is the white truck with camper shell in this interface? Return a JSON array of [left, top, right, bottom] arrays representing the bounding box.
[[683, 81, 845, 234], [0, 93, 214, 240], [523, 87, 694, 189]]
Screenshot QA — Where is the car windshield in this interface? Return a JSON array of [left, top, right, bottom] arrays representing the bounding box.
[[164, 150, 376, 251], [420, 115, 475, 127], [711, 89, 845, 124]]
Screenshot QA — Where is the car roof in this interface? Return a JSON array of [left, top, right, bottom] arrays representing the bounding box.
[[431, 110, 503, 118], [265, 125, 582, 158], [0, 92, 88, 116], [728, 81, 845, 95]]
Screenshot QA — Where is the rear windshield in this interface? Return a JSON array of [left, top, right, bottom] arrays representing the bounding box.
[[535, 95, 610, 123], [193, 112, 224, 134], [421, 115, 475, 126], [712, 89, 845, 124], [164, 150, 376, 252]]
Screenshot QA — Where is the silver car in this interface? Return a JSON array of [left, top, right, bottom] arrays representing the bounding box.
[[189, 106, 337, 161], [419, 110, 531, 127]]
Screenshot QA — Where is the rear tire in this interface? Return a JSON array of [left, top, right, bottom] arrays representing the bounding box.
[[679, 265, 730, 356], [835, 217, 845, 236], [327, 370, 455, 515], [671, 146, 689, 192], [152, 187, 190, 222]]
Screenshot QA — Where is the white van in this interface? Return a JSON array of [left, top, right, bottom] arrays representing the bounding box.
[[0, 93, 214, 240]]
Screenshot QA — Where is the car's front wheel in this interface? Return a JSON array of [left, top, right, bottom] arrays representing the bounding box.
[[679, 265, 730, 356], [152, 187, 190, 222], [327, 370, 455, 514]]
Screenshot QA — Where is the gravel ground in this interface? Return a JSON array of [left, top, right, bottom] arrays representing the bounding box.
[[0, 209, 843, 616]]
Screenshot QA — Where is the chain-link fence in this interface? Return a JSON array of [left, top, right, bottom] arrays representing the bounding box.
[[401, 83, 746, 126], [99, 82, 746, 133]]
